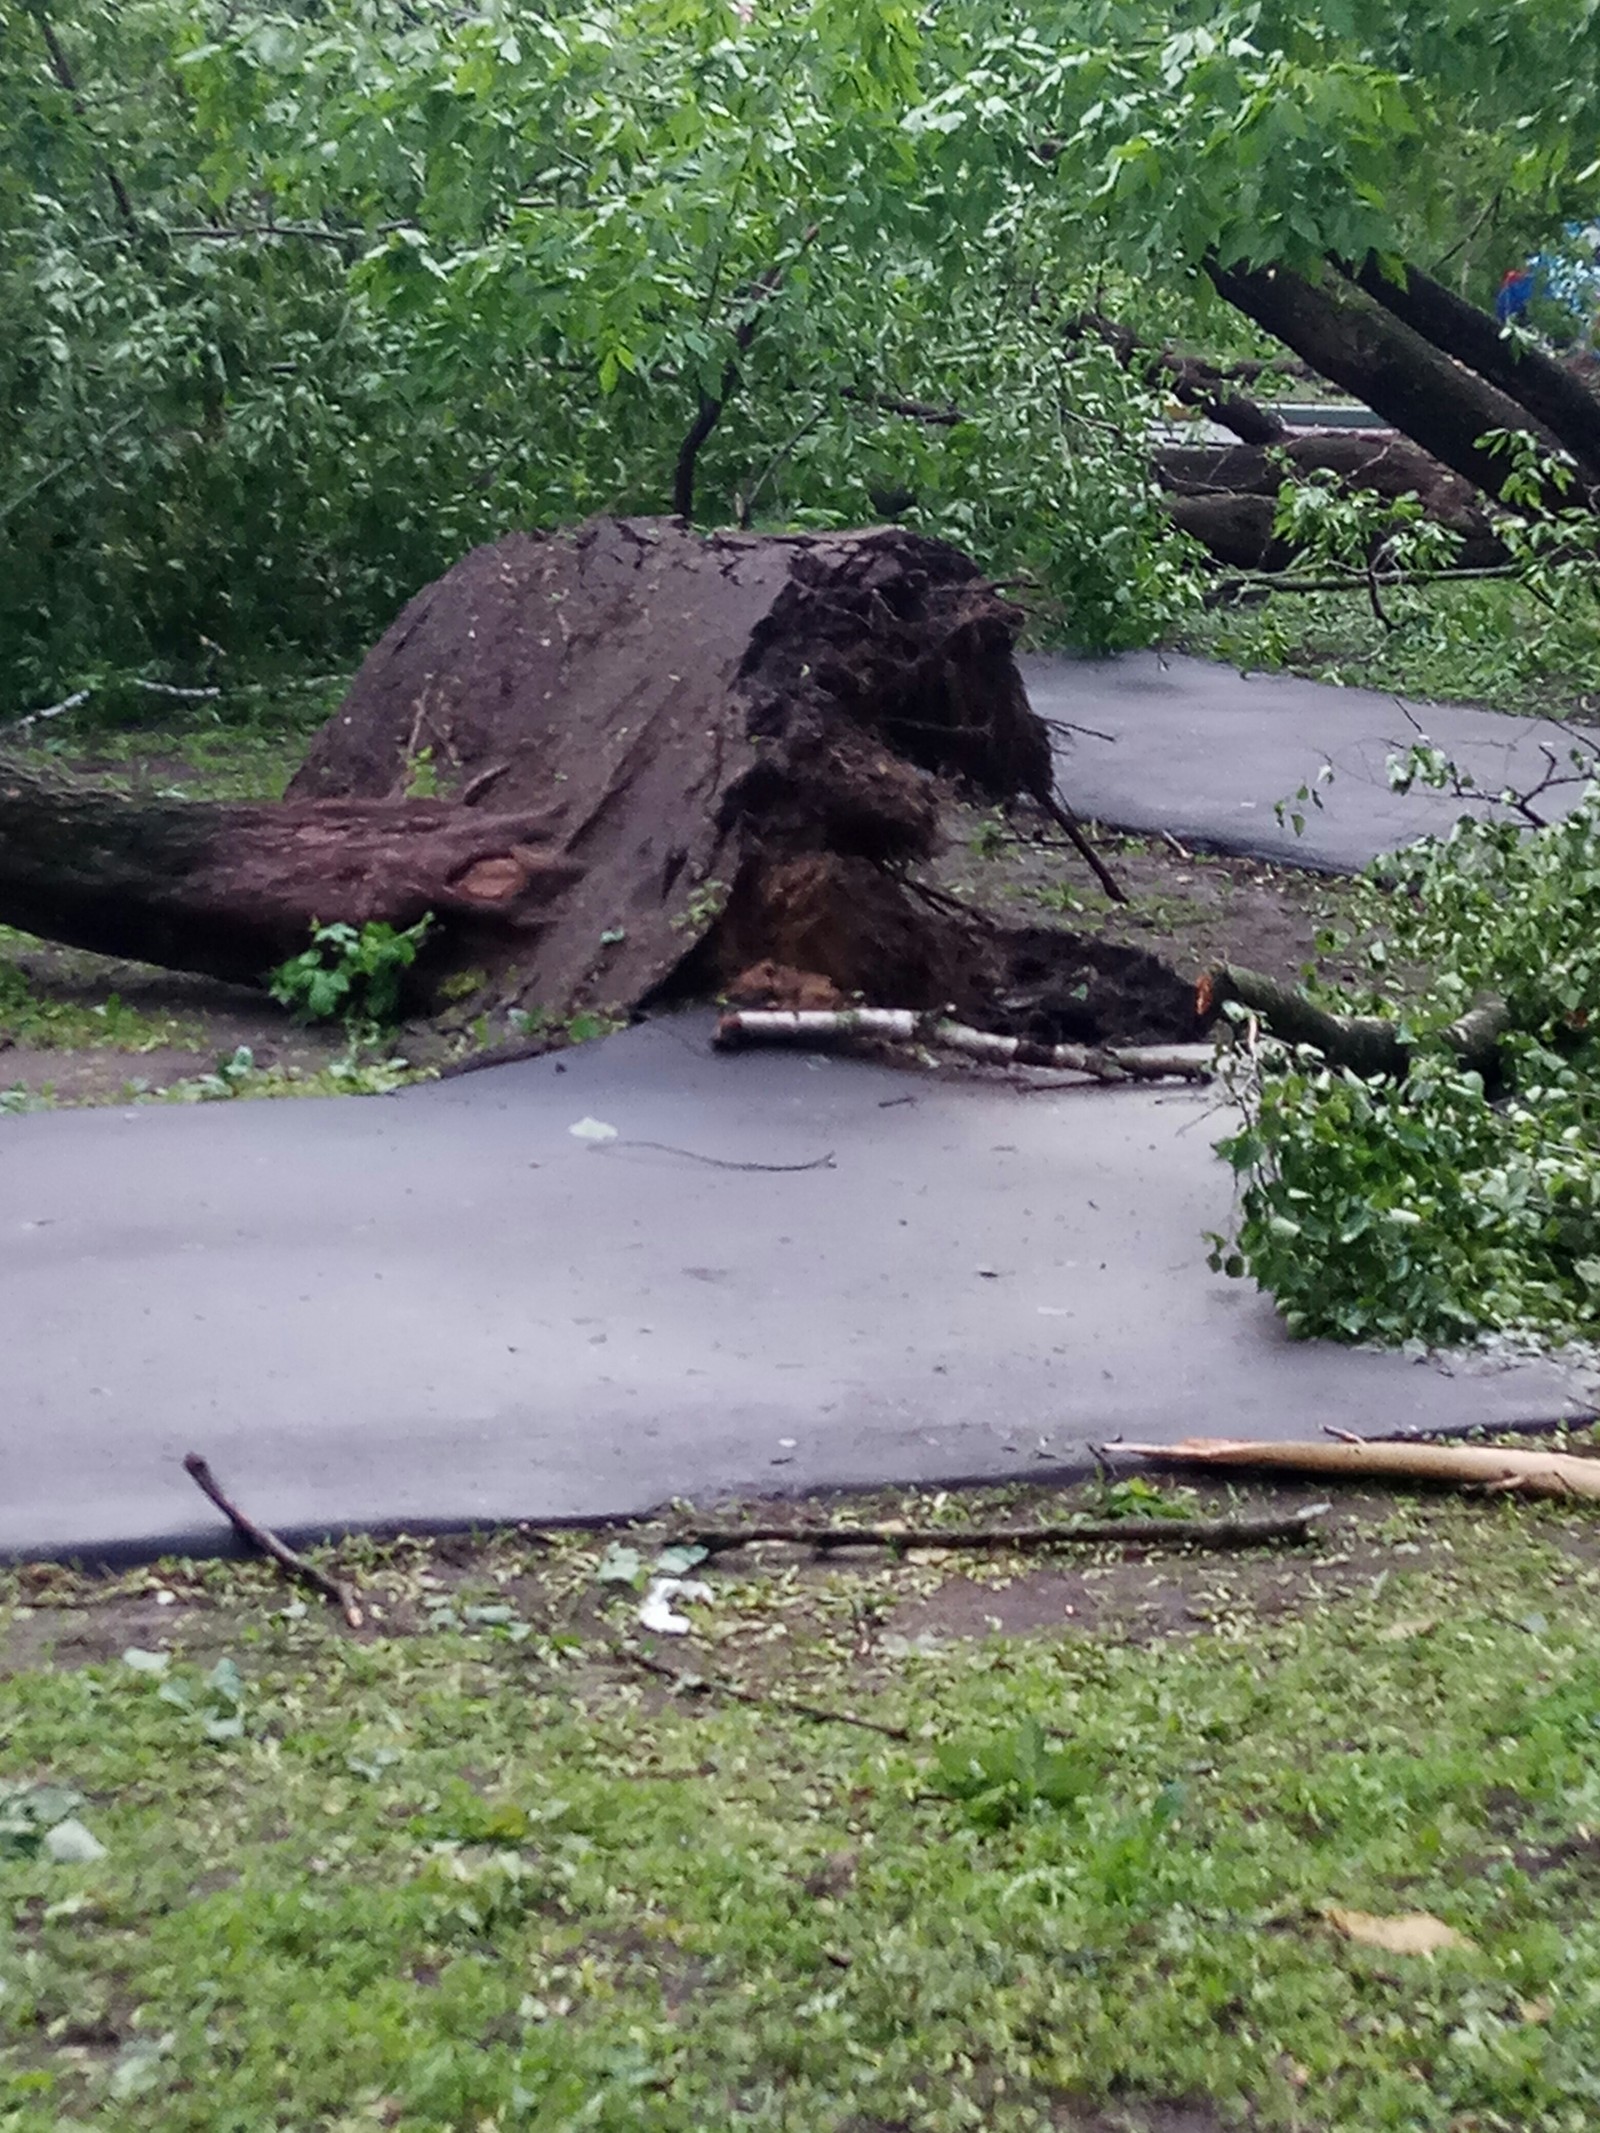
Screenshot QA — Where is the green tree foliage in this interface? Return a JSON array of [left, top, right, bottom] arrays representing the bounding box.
[[1216, 767, 1600, 1346], [8, 0, 1597, 697], [1, 0, 1197, 698]]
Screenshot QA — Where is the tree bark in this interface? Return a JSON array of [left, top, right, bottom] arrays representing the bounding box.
[[0, 758, 577, 985], [1120, 1436, 1600, 1502], [1200, 964, 1509, 1079], [1350, 253, 1600, 490], [1067, 310, 1291, 445], [1157, 433, 1507, 571], [1206, 256, 1570, 509]]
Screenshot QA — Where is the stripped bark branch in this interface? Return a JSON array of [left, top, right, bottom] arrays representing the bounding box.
[[714, 1008, 1213, 1081], [1119, 1437, 1600, 1501]]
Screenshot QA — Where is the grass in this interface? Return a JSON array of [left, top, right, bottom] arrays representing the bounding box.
[[0, 937, 201, 1055], [16, 677, 344, 803], [1182, 578, 1600, 724], [7, 1482, 1600, 2130]]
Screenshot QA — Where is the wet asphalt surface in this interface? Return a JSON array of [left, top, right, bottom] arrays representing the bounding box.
[[4, 1013, 1584, 1561], [1027, 649, 1594, 871]]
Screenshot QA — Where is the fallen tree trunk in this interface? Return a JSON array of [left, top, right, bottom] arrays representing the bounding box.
[[1119, 1436, 1600, 1501], [1199, 964, 1509, 1079], [1350, 252, 1600, 491], [0, 759, 578, 984], [1157, 432, 1508, 572], [1206, 257, 1571, 510]]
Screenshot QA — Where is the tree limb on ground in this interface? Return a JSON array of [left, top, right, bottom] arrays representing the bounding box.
[[684, 1508, 1326, 1551], [0, 758, 578, 985], [183, 1453, 364, 1625], [1199, 965, 1509, 1080], [1118, 1437, 1600, 1501], [714, 1007, 1212, 1081]]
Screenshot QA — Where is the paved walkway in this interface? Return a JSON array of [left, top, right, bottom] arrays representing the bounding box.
[[4, 1015, 1583, 1561], [1026, 650, 1594, 871]]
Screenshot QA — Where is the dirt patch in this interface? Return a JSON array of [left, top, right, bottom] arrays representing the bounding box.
[[935, 798, 1363, 994], [1055, 2103, 1244, 2133], [880, 1517, 1408, 1648], [1056, 2103, 1246, 2133]]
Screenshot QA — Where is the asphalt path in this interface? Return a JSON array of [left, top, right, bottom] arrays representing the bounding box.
[[4, 1015, 1584, 1562], [1026, 650, 1595, 871]]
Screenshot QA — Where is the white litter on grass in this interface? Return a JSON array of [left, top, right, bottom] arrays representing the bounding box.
[[638, 1577, 713, 1635], [569, 1117, 618, 1143], [43, 1819, 107, 1864]]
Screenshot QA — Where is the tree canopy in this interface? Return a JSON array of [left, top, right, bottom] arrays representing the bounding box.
[[6, 0, 1599, 695]]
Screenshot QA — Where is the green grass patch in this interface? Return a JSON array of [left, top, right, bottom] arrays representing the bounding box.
[[5, 1488, 1600, 2128], [17, 677, 345, 803], [1183, 578, 1600, 723], [0, 949, 200, 1054]]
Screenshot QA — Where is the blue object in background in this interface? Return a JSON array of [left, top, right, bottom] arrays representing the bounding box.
[[1525, 219, 1600, 330]]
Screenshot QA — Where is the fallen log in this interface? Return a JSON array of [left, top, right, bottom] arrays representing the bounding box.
[[714, 1007, 1213, 1081], [1199, 965, 1509, 1080], [1158, 433, 1507, 572], [686, 1507, 1327, 1551], [1119, 1436, 1600, 1501], [0, 761, 578, 985]]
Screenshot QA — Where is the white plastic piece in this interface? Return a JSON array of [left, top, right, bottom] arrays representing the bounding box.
[[638, 1577, 713, 1635]]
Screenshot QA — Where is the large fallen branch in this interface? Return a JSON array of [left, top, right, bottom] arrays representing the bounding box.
[[714, 1007, 1212, 1081], [1199, 966, 1509, 1080], [1119, 1437, 1600, 1501], [1158, 433, 1507, 574]]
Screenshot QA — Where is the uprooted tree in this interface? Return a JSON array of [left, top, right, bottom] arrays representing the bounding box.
[[0, 517, 1198, 1045]]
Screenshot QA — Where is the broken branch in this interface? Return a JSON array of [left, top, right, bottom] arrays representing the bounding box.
[[684, 1508, 1327, 1552], [1199, 965, 1508, 1079], [1118, 1437, 1600, 1501], [715, 1007, 1211, 1082], [182, 1452, 364, 1624], [615, 1643, 910, 1740]]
